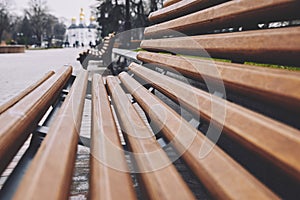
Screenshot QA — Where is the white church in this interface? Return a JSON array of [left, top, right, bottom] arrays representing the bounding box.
[[65, 8, 98, 47]]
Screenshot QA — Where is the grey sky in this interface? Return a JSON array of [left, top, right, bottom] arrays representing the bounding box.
[[11, 0, 98, 25]]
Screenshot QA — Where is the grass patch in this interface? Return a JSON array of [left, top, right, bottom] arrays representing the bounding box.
[[132, 48, 144, 52], [244, 62, 300, 71]]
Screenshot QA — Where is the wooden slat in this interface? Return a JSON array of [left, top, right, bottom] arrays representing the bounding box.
[[141, 26, 300, 66], [13, 70, 88, 200], [146, 0, 300, 37], [128, 63, 300, 181], [118, 72, 279, 200], [106, 76, 196, 200], [137, 51, 300, 110], [0, 71, 54, 114], [90, 74, 137, 200], [0, 66, 72, 175], [149, 0, 227, 23], [163, 0, 181, 7]]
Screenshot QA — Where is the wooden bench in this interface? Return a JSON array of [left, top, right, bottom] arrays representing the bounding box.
[[101, 0, 300, 199], [77, 33, 116, 69], [0, 66, 89, 199], [1, 0, 300, 199]]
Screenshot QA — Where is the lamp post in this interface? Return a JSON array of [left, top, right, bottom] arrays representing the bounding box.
[[124, 0, 131, 48], [17, 32, 23, 44]]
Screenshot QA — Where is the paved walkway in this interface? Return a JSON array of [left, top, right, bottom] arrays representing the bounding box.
[[0, 48, 84, 105]]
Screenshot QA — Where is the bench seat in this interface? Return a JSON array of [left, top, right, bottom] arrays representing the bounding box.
[[0, 67, 73, 175], [0, 67, 89, 199], [1, 0, 300, 199], [90, 74, 137, 199], [106, 76, 195, 199], [12, 70, 88, 200]]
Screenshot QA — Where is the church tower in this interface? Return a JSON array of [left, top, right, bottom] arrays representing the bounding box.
[[79, 8, 85, 26], [65, 8, 98, 48]]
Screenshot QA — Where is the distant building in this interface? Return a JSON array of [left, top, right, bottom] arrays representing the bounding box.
[[65, 8, 98, 47]]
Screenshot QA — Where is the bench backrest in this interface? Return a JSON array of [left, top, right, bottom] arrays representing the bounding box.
[[78, 33, 116, 69], [140, 0, 300, 123]]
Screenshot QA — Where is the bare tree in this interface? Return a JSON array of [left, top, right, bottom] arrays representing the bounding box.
[[25, 0, 49, 45], [0, 0, 11, 41]]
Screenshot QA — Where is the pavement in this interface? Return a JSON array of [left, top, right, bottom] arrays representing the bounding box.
[[0, 48, 84, 105]]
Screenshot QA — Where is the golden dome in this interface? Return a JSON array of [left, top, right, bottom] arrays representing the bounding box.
[[79, 8, 85, 18], [71, 17, 76, 24], [90, 15, 95, 22]]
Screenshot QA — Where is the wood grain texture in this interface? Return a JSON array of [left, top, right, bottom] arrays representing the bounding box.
[[0, 66, 72, 175], [142, 26, 300, 66], [146, 0, 300, 37], [150, 0, 227, 23], [13, 70, 88, 200], [137, 51, 300, 110], [106, 76, 196, 200], [90, 74, 137, 200], [163, 0, 181, 7], [128, 63, 300, 181], [119, 72, 279, 200]]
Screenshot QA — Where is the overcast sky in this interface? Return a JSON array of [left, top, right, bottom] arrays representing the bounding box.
[[11, 0, 98, 25]]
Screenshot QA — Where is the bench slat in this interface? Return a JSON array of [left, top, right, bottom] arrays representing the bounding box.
[[163, 0, 181, 7], [106, 76, 196, 200], [128, 62, 300, 181], [90, 74, 137, 200], [119, 72, 279, 200], [141, 26, 300, 66], [146, 0, 300, 37], [0, 66, 72, 175], [137, 51, 300, 111], [150, 0, 227, 23], [13, 70, 88, 200], [0, 71, 54, 114]]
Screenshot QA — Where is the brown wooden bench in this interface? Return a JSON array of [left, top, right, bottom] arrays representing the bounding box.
[[1, 0, 300, 199], [95, 0, 300, 199], [77, 33, 116, 69], [0, 66, 89, 199]]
